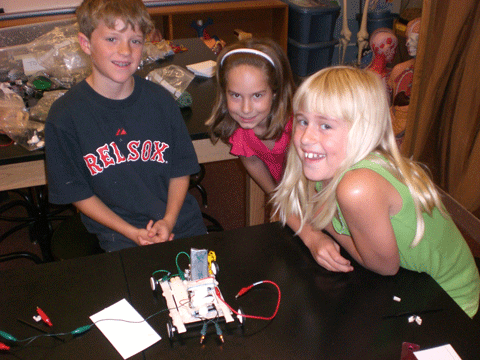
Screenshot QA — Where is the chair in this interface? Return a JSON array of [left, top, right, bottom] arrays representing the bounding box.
[[437, 186, 480, 254], [190, 164, 224, 232], [437, 186, 480, 325], [0, 187, 74, 263], [50, 212, 104, 261]]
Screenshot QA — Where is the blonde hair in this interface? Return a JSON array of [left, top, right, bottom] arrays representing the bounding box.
[[77, 0, 154, 38], [272, 66, 445, 247], [206, 38, 296, 143]]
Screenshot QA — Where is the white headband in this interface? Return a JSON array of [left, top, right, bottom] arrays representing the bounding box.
[[220, 48, 275, 67]]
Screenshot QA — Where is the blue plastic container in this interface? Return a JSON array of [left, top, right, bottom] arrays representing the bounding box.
[[356, 11, 399, 34], [287, 37, 338, 77], [283, 0, 341, 44]]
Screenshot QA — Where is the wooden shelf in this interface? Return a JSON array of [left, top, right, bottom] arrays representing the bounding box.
[[0, 1, 288, 50], [149, 1, 288, 49]]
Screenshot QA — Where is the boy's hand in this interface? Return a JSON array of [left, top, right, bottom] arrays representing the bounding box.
[[145, 219, 175, 243], [136, 220, 174, 245]]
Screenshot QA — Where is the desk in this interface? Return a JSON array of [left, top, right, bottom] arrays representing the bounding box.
[[1, 222, 479, 359], [0, 38, 265, 226]]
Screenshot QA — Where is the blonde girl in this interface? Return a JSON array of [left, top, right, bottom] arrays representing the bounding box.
[[273, 66, 480, 318]]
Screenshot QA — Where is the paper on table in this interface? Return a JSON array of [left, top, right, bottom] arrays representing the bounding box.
[[187, 60, 216, 77], [90, 298, 161, 359], [414, 344, 462, 360]]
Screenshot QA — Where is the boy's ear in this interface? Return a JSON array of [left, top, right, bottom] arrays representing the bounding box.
[[78, 32, 92, 55]]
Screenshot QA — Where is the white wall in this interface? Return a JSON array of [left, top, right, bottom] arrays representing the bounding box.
[[1, 0, 81, 13], [0, 0, 218, 14]]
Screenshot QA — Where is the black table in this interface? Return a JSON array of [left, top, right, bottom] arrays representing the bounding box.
[[1, 222, 479, 359]]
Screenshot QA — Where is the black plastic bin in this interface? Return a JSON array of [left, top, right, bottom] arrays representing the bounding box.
[[282, 0, 341, 44], [287, 37, 338, 77]]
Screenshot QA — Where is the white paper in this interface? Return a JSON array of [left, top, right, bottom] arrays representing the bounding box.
[[414, 344, 462, 360], [90, 298, 161, 359], [21, 56, 46, 76], [187, 60, 216, 78]]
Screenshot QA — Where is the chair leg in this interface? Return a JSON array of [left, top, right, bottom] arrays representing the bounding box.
[[0, 251, 43, 264], [0, 187, 75, 263], [202, 212, 224, 232]]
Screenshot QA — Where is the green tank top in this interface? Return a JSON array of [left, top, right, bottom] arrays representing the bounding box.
[[323, 157, 480, 317]]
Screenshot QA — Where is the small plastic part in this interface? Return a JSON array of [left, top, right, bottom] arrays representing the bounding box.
[[32, 76, 52, 90], [36, 307, 53, 327], [167, 321, 176, 340], [208, 251, 216, 275], [401, 342, 420, 360], [408, 315, 415, 323], [415, 316, 422, 325], [0, 342, 10, 351], [393, 296, 401, 302], [200, 322, 208, 344], [190, 248, 209, 280], [214, 323, 224, 343], [150, 277, 157, 291], [71, 325, 92, 335], [0, 331, 17, 342]]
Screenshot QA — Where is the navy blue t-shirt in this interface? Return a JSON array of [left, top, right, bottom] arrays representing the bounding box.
[[45, 75, 206, 250]]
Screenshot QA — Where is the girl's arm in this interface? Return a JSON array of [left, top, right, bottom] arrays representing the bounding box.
[[331, 169, 401, 275], [239, 155, 277, 194], [241, 154, 353, 272], [286, 215, 354, 272]]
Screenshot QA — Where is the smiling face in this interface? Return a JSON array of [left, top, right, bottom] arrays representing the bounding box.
[[293, 111, 350, 183], [225, 64, 274, 137], [79, 18, 144, 98]]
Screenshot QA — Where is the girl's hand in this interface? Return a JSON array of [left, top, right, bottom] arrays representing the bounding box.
[[305, 231, 354, 273]]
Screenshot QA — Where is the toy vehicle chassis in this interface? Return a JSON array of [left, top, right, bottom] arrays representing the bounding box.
[[152, 275, 244, 343]]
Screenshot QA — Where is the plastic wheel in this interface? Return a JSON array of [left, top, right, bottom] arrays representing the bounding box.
[[211, 261, 219, 276], [167, 320, 176, 340], [237, 307, 245, 328], [150, 277, 157, 291]]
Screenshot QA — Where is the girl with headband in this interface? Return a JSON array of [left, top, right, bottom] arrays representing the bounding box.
[[207, 38, 331, 251]]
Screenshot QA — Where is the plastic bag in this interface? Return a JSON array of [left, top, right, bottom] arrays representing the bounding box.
[[29, 90, 67, 122], [0, 85, 45, 150], [140, 40, 174, 67], [146, 65, 194, 99], [26, 23, 91, 87]]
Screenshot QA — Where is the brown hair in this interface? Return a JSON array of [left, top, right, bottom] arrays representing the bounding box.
[[76, 0, 154, 38], [206, 38, 296, 143]]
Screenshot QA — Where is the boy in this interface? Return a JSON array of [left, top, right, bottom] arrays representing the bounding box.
[[45, 0, 207, 252]]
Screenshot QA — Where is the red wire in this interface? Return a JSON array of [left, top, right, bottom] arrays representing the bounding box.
[[0, 138, 13, 147], [215, 280, 281, 321]]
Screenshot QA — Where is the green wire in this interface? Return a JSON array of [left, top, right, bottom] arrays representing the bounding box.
[[152, 269, 170, 281], [175, 251, 190, 280]]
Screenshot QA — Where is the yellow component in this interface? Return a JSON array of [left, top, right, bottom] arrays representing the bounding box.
[[208, 251, 216, 275]]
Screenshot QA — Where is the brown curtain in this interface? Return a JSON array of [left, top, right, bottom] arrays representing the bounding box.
[[402, 0, 480, 215]]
